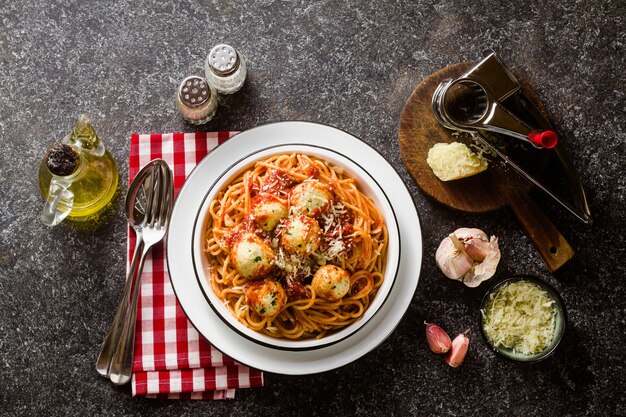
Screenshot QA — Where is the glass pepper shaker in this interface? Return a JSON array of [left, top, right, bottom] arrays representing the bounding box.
[[176, 75, 218, 124], [204, 44, 247, 94]]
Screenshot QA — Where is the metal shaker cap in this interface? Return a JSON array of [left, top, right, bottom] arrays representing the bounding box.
[[178, 76, 210, 107], [207, 44, 240, 76]]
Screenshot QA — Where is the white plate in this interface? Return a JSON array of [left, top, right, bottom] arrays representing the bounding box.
[[167, 121, 422, 374]]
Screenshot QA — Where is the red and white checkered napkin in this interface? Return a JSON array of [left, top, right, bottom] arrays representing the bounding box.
[[128, 132, 264, 399]]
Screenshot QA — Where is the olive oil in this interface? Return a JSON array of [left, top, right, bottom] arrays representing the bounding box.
[[38, 149, 118, 219], [39, 115, 118, 225]]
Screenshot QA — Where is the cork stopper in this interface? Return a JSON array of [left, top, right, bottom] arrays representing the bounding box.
[[46, 143, 79, 177]]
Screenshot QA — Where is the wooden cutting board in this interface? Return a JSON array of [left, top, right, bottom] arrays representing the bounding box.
[[399, 62, 574, 272]]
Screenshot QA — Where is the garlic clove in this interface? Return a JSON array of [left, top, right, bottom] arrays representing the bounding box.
[[424, 322, 452, 354], [444, 332, 469, 368], [435, 233, 474, 280], [462, 236, 501, 288], [454, 227, 490, 262]]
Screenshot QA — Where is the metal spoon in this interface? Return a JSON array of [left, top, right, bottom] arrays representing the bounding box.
[[95, 159, 173, 384]]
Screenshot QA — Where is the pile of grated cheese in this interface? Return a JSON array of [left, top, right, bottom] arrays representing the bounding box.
[[481, 280, 557, 355]]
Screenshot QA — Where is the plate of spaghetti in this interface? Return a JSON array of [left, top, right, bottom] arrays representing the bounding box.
[[195, 145, 399, 349], [168, 122, 422, 373]]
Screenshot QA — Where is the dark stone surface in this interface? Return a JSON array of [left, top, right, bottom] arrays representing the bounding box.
[[1, 0, 624, 416]]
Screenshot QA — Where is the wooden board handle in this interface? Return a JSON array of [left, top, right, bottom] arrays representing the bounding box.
[[508, 193, 575, 272]]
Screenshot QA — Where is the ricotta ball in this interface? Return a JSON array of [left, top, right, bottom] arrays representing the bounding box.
[[244, 279, 287, 317], [280, 215, 322, 255], [229, 232, 275, 279], [251, 193, 289, 231], [311, 264, 351, 301], [289, 180, 333, 217]]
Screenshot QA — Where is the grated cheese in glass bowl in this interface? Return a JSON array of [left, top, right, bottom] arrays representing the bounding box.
[[480, 275, 566, 363]]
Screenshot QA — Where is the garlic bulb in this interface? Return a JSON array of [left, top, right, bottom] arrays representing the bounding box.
[[435, 228, 501, 287], [454, 228, 491, 262], [463, 235, 500, 287], [435, 233, 474, 280]]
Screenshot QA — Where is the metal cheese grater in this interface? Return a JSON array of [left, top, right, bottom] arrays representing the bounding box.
[[432, 52, 591, 224]]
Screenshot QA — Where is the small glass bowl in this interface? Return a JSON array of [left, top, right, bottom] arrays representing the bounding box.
[[479, 275, 567, 363]]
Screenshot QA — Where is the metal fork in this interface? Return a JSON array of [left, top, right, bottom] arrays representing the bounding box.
[[95, 160, 174, 385]]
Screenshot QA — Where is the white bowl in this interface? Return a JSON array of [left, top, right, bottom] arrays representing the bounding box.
[[191, 144, 401, 350]]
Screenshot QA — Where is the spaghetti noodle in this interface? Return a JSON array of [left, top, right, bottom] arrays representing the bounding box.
[[204, 153, 388, 340]]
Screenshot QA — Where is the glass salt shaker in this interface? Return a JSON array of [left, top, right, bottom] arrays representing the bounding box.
[[176, 76, 217, 124], [204, 44, 247, 94]]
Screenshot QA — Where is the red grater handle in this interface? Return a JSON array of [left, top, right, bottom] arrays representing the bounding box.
[[528, 130, 558, 149]]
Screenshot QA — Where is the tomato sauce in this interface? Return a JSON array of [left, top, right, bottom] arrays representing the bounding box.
[[261, 169, 295, 194]]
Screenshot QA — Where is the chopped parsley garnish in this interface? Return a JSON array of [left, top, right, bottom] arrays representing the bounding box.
[[253, 256, 262, 263]]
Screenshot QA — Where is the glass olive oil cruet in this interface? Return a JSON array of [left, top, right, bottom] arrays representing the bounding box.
[[39, 114, 118, 226]]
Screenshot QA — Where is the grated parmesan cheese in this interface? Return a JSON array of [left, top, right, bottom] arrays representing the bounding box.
[[481, 280, 557, 355], [325, 239, 345, 259], [274, 246, 312, 279], [314, 201, 350, 263], [426, 142, 488, 181], [320, 202, 347, 234]]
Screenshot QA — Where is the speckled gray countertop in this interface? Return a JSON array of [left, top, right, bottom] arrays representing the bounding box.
[[1, 1, 624, 416]]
